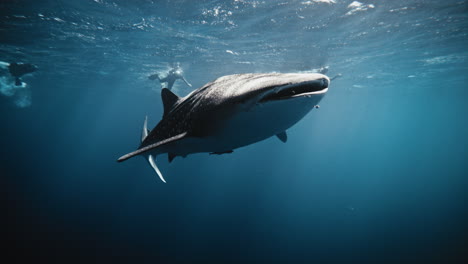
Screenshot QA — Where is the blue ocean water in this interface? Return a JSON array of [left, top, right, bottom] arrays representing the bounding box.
[[2, 0, 467, 263]]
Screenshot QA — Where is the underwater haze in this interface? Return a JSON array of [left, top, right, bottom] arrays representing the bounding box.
[[2, 0, 468, 263]]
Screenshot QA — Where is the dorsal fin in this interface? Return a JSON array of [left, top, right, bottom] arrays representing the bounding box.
[[161, 88, 180, 116]]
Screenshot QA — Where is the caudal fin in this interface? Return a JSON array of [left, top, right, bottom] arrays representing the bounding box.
[[117, 131, 188, 163], [117, 116, 188, 182], [117, 151, 138, 162], [117, 116, 149, 162], [148, 155, 166, 183]]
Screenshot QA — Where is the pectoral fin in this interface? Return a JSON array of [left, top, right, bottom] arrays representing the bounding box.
[[168, 153, 176, 163], [276, 131, 287, 143]]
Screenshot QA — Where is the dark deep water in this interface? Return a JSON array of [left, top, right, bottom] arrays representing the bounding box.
[[2, 0, 468, 263]]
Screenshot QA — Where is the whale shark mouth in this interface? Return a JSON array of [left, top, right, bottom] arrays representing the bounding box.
[[260, 78, 329, 102]]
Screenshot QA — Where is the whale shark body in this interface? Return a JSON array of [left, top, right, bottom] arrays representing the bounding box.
[[118, 73, 330, 183]]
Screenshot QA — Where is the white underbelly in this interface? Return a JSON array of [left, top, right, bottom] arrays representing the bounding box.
[[165, 95, 323, 156]]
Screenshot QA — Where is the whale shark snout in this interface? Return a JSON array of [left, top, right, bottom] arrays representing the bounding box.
[[260, 76, 329, 102]]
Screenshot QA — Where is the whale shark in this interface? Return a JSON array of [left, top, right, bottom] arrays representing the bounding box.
[[117, 73, 330, 183]]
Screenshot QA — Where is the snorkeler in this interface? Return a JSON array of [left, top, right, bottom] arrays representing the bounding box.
[[0, 61, 36, 108], [148, 66, 192, 91], [7, 62, 37, 86]]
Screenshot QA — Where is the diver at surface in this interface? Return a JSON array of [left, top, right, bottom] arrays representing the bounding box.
[[6, 62, 37, 86], [148, 65, 192, 91]]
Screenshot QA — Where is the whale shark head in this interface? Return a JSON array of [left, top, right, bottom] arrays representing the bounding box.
[[191, 73, 329, 108], [189, 73, 330, 141], [180, 73, 330, 135], [244, 73, 329, 104]]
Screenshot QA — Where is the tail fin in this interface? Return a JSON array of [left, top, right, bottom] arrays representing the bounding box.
[[116, 114, 188, 183], [117, 131, 187, 163], [117, 116, 150, 162], [142, 117, 166, 183], [141, 115, 149, 142], [148, 155, 166, 183]]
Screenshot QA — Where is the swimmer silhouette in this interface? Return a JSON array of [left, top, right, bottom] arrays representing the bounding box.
[[148, 65, 192, 90], [8, 62, 37, 86]]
